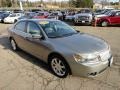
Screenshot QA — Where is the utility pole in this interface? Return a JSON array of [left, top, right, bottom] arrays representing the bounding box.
[[119, 0, 120, 8], [19, 0, 23, 11]]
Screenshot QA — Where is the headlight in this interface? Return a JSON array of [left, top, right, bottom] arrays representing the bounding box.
[[73, 54, 99, 63]]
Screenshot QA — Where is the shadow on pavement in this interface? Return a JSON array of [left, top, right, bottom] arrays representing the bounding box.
[[0, 35, 53, 76]]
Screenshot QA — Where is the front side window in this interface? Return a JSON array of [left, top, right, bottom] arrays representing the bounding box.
[[27, 22, 41, 35], [115, 12, 120, 16], [39, 20, 77, 38], [15, 21, 26, 32]]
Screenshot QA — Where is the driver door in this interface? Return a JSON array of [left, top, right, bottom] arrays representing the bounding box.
[[23, 21, 47, 60]]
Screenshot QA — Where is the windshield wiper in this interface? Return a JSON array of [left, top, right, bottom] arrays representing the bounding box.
[[48, 32, 78, 38]]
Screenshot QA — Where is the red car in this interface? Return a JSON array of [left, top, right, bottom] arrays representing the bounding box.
[[95, 10, 120, 27], [33, 12, 49, 19]]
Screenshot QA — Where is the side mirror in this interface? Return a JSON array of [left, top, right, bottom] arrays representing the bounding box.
[[32, 34, 42, 39], [29, 30, 42, 39]]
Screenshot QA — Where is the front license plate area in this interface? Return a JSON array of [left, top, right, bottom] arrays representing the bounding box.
[[82, 21, 85, 23]]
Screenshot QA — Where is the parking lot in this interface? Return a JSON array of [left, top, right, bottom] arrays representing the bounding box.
[[0, 23, 120, 90]]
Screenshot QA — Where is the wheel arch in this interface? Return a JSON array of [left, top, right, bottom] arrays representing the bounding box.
[[47, 52, 72, 75], [100, 18, 110, 24]]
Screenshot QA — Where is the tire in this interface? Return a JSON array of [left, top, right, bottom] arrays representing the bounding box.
[[74, 22, 78, 26], [14, 19, 17, 23], [10, 39, 18, 51], [101, 21, 108, 27], [48, 55, 70, 78]]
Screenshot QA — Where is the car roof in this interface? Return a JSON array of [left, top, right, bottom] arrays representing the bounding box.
[[20, 19, 60, 23], [111, 10, 120, 12]]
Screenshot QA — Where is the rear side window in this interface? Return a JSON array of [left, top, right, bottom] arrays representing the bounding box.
[[14, 21, 26, 32]]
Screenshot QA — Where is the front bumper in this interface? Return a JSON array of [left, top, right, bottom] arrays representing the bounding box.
[[69, 55, 113, 77], [4, 19, 14, 23], [75, 20, 91, 25]]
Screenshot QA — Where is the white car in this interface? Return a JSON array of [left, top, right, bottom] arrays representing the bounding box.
[[4, 13, 24, 23]]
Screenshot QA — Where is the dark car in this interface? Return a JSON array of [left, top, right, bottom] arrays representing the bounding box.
[[0, 13, 10, 23]]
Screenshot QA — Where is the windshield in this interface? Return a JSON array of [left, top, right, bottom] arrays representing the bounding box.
[[105, 10, 111, 15], [9, 14, 16, 17], [39, 20, 77, 38]]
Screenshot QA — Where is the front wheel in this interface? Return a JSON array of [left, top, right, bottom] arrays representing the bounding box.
[[101, 21, 108, 27], [48, 55, 70, 78]]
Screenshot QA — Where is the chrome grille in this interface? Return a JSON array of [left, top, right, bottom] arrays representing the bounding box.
[[78, 16, 89, 20]]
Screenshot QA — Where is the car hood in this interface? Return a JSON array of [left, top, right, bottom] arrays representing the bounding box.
[[49, 33, 108, 54], [75, 13, 92, 17]]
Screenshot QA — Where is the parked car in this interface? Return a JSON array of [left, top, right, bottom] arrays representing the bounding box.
[[74, 13, 93, 25], [95, 9, 114, 18], [0, 12, 10, 23], [47, 11, 63, 20], [65, 12, 75, 21], [33, 12, 49, 19], [94, 10, 120, 27], [8, 19, 113, 78], [4, 13, 24, 23], [94, 9, 113, 15], [25, 12, 36, 18]]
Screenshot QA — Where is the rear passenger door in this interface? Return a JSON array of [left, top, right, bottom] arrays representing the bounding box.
[[13, 21, 29, 50]]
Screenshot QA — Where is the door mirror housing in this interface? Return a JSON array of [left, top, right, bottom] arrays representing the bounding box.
[[29, 30, 42, 39], [32, 34, 42, 39]]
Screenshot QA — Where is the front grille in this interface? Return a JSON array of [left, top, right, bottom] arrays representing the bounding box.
[[78, 16, 89, 21]]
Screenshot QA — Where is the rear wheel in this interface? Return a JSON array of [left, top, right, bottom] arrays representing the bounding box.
[[10, 39, 18, 51], [101, 21, 108, 27], [48, 55, 70, 78]]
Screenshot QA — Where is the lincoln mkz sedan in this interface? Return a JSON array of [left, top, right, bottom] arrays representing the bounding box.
[[8, 19, 113, 78]]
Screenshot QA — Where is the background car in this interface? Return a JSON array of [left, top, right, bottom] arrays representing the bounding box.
[[94, 10, 120, 27], [95, 9, 114, 18], [47, 11, 63, 20], [74, 13, 93, 25], [4, 13, 24, 23], [0, 12, 10, 23], [33, 12, 49, 19], [65, 12, 75, 21]]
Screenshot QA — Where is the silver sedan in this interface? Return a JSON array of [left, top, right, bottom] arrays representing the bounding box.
[[8, 19, 113, 78]]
